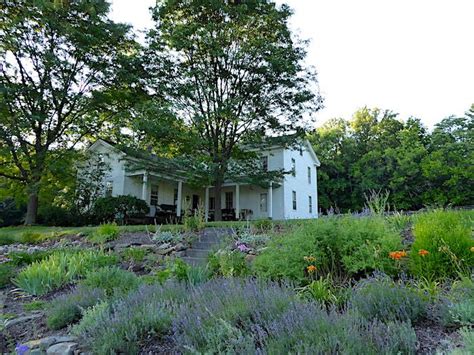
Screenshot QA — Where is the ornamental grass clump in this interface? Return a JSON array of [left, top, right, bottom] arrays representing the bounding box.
[[349, 275, 427, 323], [410, 209, 474, 280], [88, 222, 120, 244], [13, 250, 117, 296]]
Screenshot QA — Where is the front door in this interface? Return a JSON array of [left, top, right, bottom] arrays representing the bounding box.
[[192, 194, 199, 210]]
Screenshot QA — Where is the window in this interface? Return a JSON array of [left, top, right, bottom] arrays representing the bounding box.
[[291, 158, 296, 176], [260, 193, 268, 212], [209, 197, 215, 210], [309, 195, 312, 214], [225, 192, 233, 209], [307, 166, 311, 184], [260, 156, 268, 171], [150, 185, 159, 206], [299, 147, 303, 156], [105, 181, 113, 197], [292, 190, 297, 210]]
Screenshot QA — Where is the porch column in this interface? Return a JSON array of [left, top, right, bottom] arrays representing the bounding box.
[[204, 186, 209, 222], [141, 172, 148, 202], [235, 184, 240, 220], [177, 181, 183, 218], [268, 181, 273, 219]]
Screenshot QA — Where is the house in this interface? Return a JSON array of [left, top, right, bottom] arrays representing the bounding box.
[[84, 139, 320, 221]]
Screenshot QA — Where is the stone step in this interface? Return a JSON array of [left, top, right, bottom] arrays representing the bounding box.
[[186, 249, 212, 258], [181, 256, 207, 266]]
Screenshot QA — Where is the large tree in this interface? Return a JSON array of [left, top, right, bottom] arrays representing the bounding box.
[[0, 0, 138, 224], [145, 0, 322, 220]]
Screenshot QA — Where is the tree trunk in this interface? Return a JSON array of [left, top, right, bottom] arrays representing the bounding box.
[[24, 188, 39, 225], [214, 179, 223, 221]]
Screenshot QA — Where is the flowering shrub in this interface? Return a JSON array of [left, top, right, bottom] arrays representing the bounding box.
[[253, 216, 402, 282], [409, 210, 473, 280]]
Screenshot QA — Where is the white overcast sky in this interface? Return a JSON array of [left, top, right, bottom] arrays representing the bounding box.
[[110, 0, 474, 128]]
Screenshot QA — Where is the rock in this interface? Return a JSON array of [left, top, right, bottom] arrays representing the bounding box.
[[47, 342, 78, 355], [157, 242, 171, 250], [157, 247, 175, 255], [174, 243, 187, 252], [174, 251, 185, 257], [5, 313, 43, 328], [25, 336, 78, 352], [139, 244, 157, 250]]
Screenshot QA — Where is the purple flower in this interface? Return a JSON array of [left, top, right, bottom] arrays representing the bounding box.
[[237, 243, 250, 252], [15, 344, 29, 355]]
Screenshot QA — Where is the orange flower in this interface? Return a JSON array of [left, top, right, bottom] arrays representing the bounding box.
[[418, 249, 429, 257], [304, 256, 316, 263], [389, 251, 407, 260], [306, 265, 317, 274]]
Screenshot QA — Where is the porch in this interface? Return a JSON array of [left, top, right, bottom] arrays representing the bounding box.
[[125, 170, 275, 222]]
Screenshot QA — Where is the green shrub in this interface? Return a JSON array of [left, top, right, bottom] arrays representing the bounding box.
[[23, 300, 46, 311], [453, 327, 474, 354], [92, 195, 149, 224], [208, 250, 249, 277], [447, 300, 474, 327], [253, 216, 402, 282], [13, 250, 117, 296], [296, 276, 338, 305], [349, 276, 427, 323], [0, 264, 15, 288], [183, 207, 205, 232], [253, 219, 273, 232], [410, 210, 473, 280], [121, 247, 147, 263], [88, 222, 120, 244], [46, 286, 106, 330], [19, 231, 44, 244], [80, 267, 141, 297]]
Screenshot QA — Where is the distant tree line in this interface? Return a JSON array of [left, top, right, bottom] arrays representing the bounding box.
[[309, 105, 474, 213]]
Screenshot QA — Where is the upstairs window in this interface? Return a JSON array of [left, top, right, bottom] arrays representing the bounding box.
[[299, 147, 303, 156], [105, 181, 113, 197], [307, 166, 311, 184], [150, 185, 159, 206], [260, 156, 268, 171], [292, 190, 297, 210], [309, 195, 313, 213], [291, 158, 296, 177]]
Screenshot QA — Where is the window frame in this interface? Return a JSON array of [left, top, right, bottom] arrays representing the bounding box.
[[292, 190, 297, 210], [309, 195, 312, 214], [260, 156, 269, 171], [260, 193, 268, 212], [291, 158, 296, 177], [225, 191, 233, 210], [307, 166, 311, 184], [150, 185, 159, 206]]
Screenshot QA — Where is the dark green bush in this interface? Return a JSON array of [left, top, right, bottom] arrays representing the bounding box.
[[409, 210, 473, 280], [349, 275, 427, 323], [92, 195, 149, 224], [46, 286, 106, 330], [38, 205, 73, 226], [253, 216, 402, 282], [79, 266, 141, 297]]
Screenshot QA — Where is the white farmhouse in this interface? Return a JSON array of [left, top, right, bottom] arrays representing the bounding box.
[[85, 139, 320, 221]]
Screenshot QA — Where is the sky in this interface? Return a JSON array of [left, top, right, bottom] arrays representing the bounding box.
[[110, 0, 474, 128]]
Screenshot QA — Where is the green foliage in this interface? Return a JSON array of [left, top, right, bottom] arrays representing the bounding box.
[[46, 286, 106, 330], [253, 216, 402, 282], [296, 276, 338, 305], [410, 210, 473, 280], [7, 250, 53, 266], [88, 222, 120, 244], [0, 263, 15, 288], [349, 276, 427, 323], [208, 250, 249, 277], [80, 267, 141, 297], [121, 247, 147, 263], [13, 250, 117, 296], [92, 196, 149, 224], [454, 327, 474, 354], [447, 300, 474, 327], [151, 228, 183, 244], [253, 219, 274, 232], [18, 231, 44, 244], [23, 300, 46, 311], [183, 207, 205, 232]]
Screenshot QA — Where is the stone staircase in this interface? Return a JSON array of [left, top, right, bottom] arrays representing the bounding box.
[[181, 227, 235, 266]]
